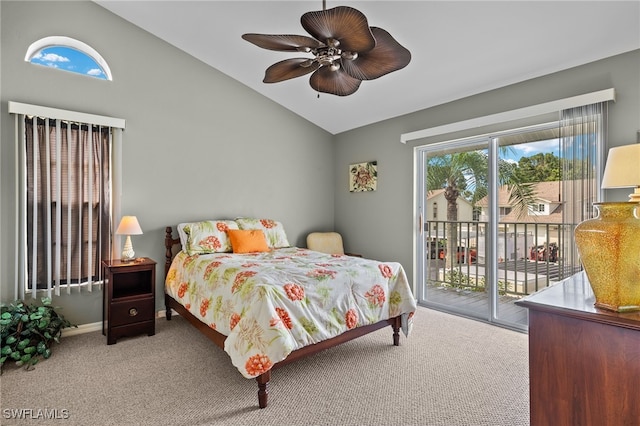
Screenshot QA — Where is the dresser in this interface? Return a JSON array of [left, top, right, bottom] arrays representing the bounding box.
[[516, 271, 640, 426]]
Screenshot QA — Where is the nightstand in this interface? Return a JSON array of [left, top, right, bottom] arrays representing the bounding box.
[[102, 257, 157, 345]]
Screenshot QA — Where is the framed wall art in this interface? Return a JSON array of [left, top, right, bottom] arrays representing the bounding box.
[[349, 161, 377, 192]]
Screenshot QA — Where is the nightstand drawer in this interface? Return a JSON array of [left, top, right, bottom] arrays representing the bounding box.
[[110, 297, 154, 327], [103, 257, 157, 344]]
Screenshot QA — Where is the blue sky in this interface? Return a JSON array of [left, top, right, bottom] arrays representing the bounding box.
[[30, 46, 107, 80], [502, 139, 560, 164]]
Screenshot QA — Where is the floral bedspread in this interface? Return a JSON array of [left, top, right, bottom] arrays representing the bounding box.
[[165, 247, 417, 379]]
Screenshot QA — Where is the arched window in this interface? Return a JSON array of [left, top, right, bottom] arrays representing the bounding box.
[[25, 36, 112, 81]]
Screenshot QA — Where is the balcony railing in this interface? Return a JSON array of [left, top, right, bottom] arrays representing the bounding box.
[[424, 220, 583, 298]]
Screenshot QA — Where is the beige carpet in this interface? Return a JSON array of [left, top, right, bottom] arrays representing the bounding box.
[[0, 306, 529, 426]]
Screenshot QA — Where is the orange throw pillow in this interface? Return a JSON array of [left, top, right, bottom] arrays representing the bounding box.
[[227, 229, 270, 253]]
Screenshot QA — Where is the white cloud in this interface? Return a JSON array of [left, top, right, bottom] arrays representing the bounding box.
[[517, 144, 542, 155], [37, 52, 70, 63], [516, 139, 560, 155], [535, 139, 561, 152], [87, 68, 103, 76]]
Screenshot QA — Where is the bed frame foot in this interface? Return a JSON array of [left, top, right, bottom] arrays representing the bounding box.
[[390, 316, 401, 346], [165, 294, 173, 321], [256, 371, 271, 408]]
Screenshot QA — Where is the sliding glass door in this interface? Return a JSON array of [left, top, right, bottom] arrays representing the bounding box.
[[418, 138, 490, 319], [416, 122, 589, 331]]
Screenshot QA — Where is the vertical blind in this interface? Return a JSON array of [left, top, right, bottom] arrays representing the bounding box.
[[560, 101, 607, 272], [10, 102, 125, 299]]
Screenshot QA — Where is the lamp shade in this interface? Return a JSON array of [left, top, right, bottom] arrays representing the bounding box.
[[601, 144, 640, 202], [601, 144, 640, 188], [115, 216, 143, 235]]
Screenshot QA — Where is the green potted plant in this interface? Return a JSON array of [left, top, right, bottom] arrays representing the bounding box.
[[1, 297, 76, 371]]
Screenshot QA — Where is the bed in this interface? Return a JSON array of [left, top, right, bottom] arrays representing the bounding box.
[[163, 219, 417, 408]]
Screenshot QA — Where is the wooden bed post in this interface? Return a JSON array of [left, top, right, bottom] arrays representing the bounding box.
[[390, 316, 401, 346], [165, 226, 175, 277], [256, 370, 271, 409], [165, 227, 181, 321], [165, 294, 173, 321]]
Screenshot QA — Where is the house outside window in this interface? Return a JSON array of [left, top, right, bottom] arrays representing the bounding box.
[[499, 207, 512, 217], [473, 208, 481, 222]]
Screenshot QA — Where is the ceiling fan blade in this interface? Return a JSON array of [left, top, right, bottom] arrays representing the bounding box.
[[309, 67, 361, 96], [242, 33, 322, 52], [340, 27, 411, 81], [301, 6, 375, 53], [264, 58, 320, 83]]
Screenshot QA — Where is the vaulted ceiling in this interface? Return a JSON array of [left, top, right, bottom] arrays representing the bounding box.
[[95, 1, 640, 134]]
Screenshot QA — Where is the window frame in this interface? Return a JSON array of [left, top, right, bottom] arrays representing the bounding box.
[[414, 117, 605, 331], [9, 101, 125, 298], [25, 36, 112, 81]]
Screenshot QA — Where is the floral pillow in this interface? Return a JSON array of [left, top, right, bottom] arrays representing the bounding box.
[[234, 218, 290, 248], [182, 220, 239, 255]]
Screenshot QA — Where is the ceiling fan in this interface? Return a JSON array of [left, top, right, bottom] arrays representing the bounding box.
[[242, 1, 411, 97]]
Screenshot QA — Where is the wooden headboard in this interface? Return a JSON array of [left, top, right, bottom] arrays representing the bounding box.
[[164, 227, 181, 278]]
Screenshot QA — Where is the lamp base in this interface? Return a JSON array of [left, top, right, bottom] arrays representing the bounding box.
[[121, 235, 135, 262], [575, 202, 640, 312]]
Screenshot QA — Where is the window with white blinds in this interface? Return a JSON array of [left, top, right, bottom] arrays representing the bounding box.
[[9, 102, 125, 298]]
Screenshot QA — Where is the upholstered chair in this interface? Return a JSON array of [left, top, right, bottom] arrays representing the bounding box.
[[306, 232, 362, 257]]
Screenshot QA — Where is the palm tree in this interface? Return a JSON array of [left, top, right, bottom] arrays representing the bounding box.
[[426, 150, 535, 269]]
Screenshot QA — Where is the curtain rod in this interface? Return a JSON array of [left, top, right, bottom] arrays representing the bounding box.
[[400, 88, 615, 144], [8, 101, 125, 129]]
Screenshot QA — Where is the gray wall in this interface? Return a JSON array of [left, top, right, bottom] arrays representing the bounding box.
[[2, 1, 638, 327], [334, 50, 640, 278], [0, 1, 334, 324]]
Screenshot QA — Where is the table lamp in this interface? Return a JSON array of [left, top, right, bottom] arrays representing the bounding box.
[[574, 143, 640, 312], [116, 216, 143, 261], [601, 143, 640, 201]]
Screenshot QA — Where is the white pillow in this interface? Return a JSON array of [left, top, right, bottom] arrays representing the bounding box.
[[177, 223, 190, 252], [180, 220, 239, 255], [235, 218, 290, 248]]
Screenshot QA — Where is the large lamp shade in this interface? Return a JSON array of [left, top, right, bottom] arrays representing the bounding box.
[[601, 144, 640, 202]]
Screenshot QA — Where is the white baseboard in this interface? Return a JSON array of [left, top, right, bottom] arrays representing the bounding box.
[[61, 321, 102, 337], [61, 310, 180, 337], [157, 308, 180, 318]]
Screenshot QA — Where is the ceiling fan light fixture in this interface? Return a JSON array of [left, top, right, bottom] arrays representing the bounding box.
[[242, 4, 411, 96], [341, 51, 358, 60]]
